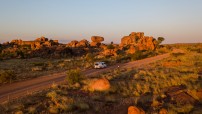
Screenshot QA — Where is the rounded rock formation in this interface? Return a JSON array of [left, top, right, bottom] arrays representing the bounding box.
[[89, 78, 110, 91], [128, 106, 145, 114], [91, 36, 104, 43], [120, 32, 157, 51]]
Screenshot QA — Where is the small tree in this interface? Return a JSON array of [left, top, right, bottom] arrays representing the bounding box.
[[85, 53, 94, 66], [130, 51, 144, 61], [66, 69, 83, 85], [107, 44, 115, 49], [0, 70, 16, 83], [157, 37, 165, 44], [46, 91, 59, 106]]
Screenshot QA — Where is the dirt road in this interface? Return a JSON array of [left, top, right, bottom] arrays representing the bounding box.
[[0, 53, 170, 103]]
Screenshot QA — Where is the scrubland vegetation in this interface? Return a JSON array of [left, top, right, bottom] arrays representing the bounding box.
[[1, 43, 202, 113], [0, 46, 168, 85]]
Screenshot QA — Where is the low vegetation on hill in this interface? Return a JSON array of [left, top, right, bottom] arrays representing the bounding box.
[[1, 43, 202, 114], [0, 32, 168, 84]]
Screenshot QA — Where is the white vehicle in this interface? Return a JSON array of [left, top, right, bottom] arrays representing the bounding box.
[[94, 62, 107, 69]]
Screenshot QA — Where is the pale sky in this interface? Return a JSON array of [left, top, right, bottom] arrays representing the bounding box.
[[0, 0, 202, 44]]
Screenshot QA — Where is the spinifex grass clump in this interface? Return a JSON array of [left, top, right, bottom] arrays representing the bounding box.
[[66, 69, 83, 85], [0, 70, 16, 84]]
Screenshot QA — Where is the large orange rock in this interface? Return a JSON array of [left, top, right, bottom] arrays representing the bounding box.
[[67, 40, 79, 47], [128, 106, 145, 114], [90, 42, 101, 47], [127, 45, 136, 54], [120, 32, 157, 51], [89, 78, 110, 91], [67, 39, 89, 48], [121, 36, 136, 46], [103, 48, 118, 56], [35, 36, 48, 42], [11, 39, 23, 45], [76, 39, 89, 47], [91, 36, 104, 43]]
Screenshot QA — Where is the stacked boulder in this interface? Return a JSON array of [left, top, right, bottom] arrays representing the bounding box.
[[67, 39, 89, 48], [120, 32, 144, 46], [120, 32, 157, 54], [35, 36, 48, 42], [90, 36, 104, 47]]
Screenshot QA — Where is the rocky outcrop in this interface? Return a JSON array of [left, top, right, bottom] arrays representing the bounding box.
[[67, 40, 79, 47], [103, 48, 118, 57], [121, 32, 144, 46], [90, 36, 104, 47], [35, 36, 48, 42], [89, 78, 110, 91], [91, 36, 104, 42], [77, 39, 89, 47], [11, 39, 23, 45], [163, 85, 198, 105], [10, 36, 58, 50], [67, 39, 89, 48], [127, 46, 136, 54], [120, 32, 157, 53]]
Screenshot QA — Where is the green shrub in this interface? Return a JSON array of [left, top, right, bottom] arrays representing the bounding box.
[[0, 70, 16, 83], [32, 62, 45, 66], [171, 52, 185, 57], [74, 102, 89, 111], [130, 51, 145, 61], [66, 69, 83, 85], [107, 44, 115, 49]]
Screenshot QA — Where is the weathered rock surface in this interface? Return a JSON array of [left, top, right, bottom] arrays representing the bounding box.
[[35, 36, 48, 42], [10, 36, 58, 50], [128, 106, 145, 114], [90, 42, 101, 47], [164, 85, 198, 105], [103, 48, 118, 56], [77, 39, 89, 47], [89, 78, 110, 91], [67, 40, 79, 47], [67, 39, 89, 48], [90, 36, 104, 47], [127, 45, 136, 54], [120, 32, 157, 53], [91, 36, 104, 43]]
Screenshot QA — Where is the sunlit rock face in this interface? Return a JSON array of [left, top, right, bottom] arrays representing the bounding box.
[[128, 106, 145, 114], [89, 78, 110, 92], [120, 32, 157, 53], [90, 36, 104, 47]]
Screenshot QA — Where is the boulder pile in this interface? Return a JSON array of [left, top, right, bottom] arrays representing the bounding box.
[[67, 39, 89, 48], [90, 36, 104, 47], [120, 32, 157, 53]]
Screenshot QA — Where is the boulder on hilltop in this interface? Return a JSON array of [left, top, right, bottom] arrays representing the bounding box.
[[35, 36, 48, 42], [91, 36, 104, 43], [67, 39, 89, 48], [120, 32, 157, 53], [90, 36, 104, 47]]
